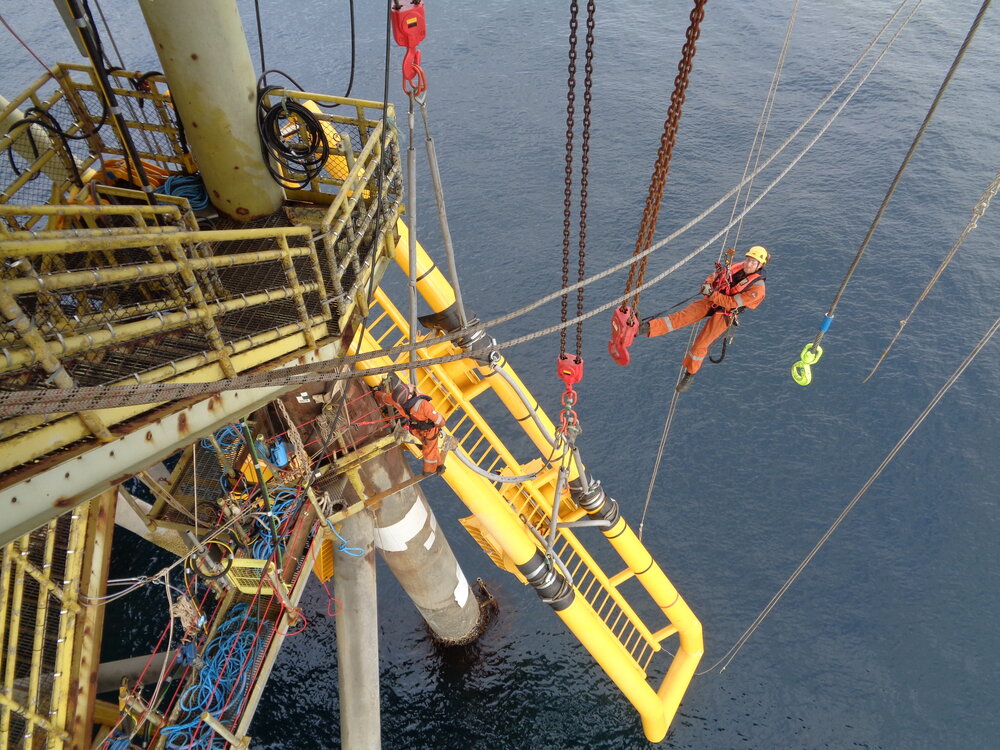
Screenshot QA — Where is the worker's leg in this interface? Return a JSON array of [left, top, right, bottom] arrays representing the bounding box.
[[682, 313, 729, 374], [649, 299, 712, 337], [416, 428, 443, 474]]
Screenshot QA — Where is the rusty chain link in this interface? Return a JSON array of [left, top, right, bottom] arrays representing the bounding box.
[[624, 0, 708, 313], [561, 0, 596, 360], [577, 0, 595, 359], [560, 0, 579, 355]]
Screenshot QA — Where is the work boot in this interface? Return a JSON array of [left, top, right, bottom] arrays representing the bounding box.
[[675, 371, 696, 393]]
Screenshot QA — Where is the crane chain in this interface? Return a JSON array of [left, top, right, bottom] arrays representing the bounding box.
[[560, 0, 579, 355], [624, 0, 708, 312], [577, 0, 595, 359]]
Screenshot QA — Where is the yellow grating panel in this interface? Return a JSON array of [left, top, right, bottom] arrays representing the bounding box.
[[0, 508, 89, 750], [225, 559, 287, 595], [313, 537, 336, 583]]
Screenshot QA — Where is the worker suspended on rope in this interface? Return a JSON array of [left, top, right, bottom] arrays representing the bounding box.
[[374, 373, 447, 475], [638, 246, 769, 393]]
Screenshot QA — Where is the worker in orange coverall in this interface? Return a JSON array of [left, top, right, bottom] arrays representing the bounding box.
[[638, 246, 768, 393], [374, 374, 447, 474]]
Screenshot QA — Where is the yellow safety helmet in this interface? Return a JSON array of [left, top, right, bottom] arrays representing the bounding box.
[[746, 245, 769, 265]]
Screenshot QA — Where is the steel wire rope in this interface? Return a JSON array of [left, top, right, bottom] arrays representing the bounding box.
[[0, 0, 917, 417], [696, 313, 1000, 675], [271, 0, 397, 561], [416, 91, 470, 327], [406, 92, 419, 386], [801, 0, 991, 361], [863, 167, 1000, 381], [721, 0, 799, 258], [0, 13, 53, 72], [638, 2, 801, 541]]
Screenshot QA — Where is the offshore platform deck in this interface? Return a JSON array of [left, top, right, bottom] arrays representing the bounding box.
[[1, 43, 700, 750]]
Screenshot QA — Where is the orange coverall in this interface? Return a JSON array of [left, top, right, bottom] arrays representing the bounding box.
[[647, 262, 766, 374], [375, 389, 445, 474]]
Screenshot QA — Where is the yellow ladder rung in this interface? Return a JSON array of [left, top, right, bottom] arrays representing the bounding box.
[[609, 568, 636, 587], [651, 624, 679, 643]]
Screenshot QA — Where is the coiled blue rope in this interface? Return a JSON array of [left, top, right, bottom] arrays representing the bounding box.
[[161, 173, 211, 211]]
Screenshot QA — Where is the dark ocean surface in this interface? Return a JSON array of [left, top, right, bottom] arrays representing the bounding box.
[[4, 1, 998, 748]]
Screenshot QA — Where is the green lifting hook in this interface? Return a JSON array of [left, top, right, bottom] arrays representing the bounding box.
[[791, 342, 823, 385]]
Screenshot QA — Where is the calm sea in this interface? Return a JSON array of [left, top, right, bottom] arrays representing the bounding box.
[[3, 1, 997, 748]]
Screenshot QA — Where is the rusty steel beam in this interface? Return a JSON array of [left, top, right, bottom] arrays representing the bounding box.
[[0, 338, 348, 546]]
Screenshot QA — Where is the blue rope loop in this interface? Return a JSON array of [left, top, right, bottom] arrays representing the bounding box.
[[160, 604, 268, 750]]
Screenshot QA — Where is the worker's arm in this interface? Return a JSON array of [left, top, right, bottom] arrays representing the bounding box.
[[706, 279, 765, 310]]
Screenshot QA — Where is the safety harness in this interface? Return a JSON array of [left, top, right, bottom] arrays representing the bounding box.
[[399, 392, 438, 432], [708, 262, 765, 321], [705, 262, 765, 364]]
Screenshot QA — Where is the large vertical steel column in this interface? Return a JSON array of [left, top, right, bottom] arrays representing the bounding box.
[[137, 0, 283, 220], [366, 447, 481, 644], [334, 509, 380, 750]]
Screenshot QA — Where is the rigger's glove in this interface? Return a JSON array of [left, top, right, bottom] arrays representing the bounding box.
[[637, 320, 650, 336], [701, 283, 713, 297]]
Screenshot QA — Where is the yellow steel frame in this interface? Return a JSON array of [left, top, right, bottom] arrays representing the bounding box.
[[0, 218, 330, 472], [1, 68, 402, 495], [0, 497, 103, 750], [347, 222, 704, 742]]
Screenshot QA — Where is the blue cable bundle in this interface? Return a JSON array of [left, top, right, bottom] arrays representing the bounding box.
[[200, 424, 243, 453], [250, 486, 302, 560], [161, 173, 210, 211], [160, 604, 267, 750]]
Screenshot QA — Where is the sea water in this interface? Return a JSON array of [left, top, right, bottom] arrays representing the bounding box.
[[3, 1, 996, 748]]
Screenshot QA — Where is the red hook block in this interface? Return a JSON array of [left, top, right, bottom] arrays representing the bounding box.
[[608, 306, 639, 366], [557, 353, 584, 388], [391, 2, 428, 93]]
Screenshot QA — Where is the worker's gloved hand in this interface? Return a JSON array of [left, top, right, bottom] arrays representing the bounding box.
[[637, 320, 650, 337], [701, 283, 713, 297]]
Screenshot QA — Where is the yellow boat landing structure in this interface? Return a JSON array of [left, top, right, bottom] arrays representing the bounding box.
[[357, 224, 703, 741]]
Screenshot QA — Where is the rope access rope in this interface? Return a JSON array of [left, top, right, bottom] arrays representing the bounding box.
[[637, 366, 686, 540], [0, 1, 917, 417], [864, 168, 1000, 381], [792, 0, 990, 385], [698, 313, 1000, 675], [721, 0, 800, 259]]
